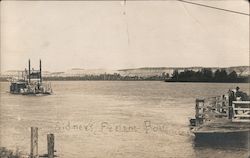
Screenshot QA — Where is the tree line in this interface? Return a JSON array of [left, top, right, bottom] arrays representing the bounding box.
[[0, 69, 248, 82], [166, 69, 248, 83], [43, 73, 167, 81]]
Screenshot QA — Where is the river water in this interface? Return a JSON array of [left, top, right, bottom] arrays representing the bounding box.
[[0, 81, 249, 158]]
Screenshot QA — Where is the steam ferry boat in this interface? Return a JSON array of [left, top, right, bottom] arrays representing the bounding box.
[[9, 59, 52, 95]]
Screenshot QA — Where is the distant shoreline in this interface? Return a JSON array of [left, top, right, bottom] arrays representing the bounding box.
[[0, 79, 248, 83], [1, 66, 248, 83], [164, 80, 249, 83], [1, 67, 249, 83]]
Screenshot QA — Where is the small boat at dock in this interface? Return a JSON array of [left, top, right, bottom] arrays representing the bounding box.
[[189, 89, 250, 147], [9, 59, 52, 95]]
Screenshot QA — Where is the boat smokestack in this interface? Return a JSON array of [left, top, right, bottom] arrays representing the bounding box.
[[28, 59, 31, 83], [40, 59, 42, 83]]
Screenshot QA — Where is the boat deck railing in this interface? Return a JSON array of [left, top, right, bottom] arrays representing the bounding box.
[[203, 95, 228, 117], [194, 96, 250, 126], [232, 101, 250, 122]]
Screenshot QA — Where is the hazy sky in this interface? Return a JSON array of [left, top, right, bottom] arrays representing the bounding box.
[[1, 1, 249, 72]]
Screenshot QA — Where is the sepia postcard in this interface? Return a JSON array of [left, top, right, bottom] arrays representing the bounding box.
[[0, 0, 249, 158]]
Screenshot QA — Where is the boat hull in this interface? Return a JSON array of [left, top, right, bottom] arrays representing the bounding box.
[[193, 130, 250, 148]]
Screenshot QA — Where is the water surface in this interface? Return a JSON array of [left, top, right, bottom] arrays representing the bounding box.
[[0, 81, 249, 158]]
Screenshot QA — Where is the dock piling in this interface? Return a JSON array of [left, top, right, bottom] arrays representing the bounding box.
[[47, 134, 55, 158], [30, 127, 38, 158]]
